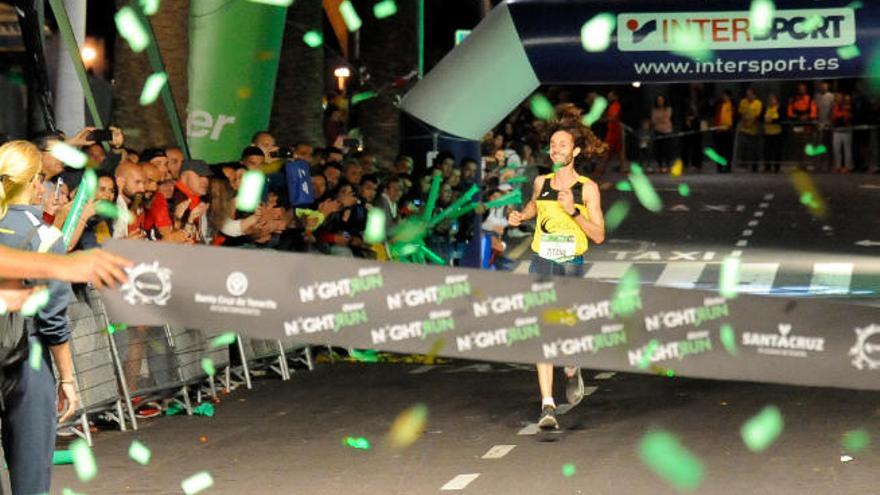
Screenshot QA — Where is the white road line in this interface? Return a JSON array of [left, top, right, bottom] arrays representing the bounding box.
[[441, 474, 481, 491], [736, 204, 746, 212], [584, 262, 633, 281], [409, 365, 435, 374], [594, 372, 616, 380], [738, 263, 780, 294], [736, 240, 749, 247], [764, 193, 774, 200], [742, 229, 753, 237], [730, 250, 743, 257], [517, 423, 541, 435], [809, 263, 854, 295], [759, 202, 770, 208], [654, 262, 707, 289], [754, 211, 764, 217], [748, 220, 759, 227], [481, 445, 516, 459]]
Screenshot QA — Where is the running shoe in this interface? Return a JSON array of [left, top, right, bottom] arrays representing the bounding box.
[[538, 405, 559, 430], [135, 401, 162, 419], [565, 367, 585, 406]]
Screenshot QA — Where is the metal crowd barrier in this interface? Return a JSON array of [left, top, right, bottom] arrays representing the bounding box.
[[52, 287, 312, 446]]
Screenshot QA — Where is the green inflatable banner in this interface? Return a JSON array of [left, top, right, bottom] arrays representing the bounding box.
[[187, 0, 288, 163]]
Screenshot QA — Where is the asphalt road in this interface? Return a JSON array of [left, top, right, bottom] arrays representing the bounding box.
[[51, 172, 880, 494]]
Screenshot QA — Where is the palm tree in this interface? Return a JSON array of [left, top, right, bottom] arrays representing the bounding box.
[[270, 0, 324, 148]]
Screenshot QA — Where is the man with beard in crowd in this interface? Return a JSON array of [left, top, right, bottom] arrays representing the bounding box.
[[142, 162, 189, 243]]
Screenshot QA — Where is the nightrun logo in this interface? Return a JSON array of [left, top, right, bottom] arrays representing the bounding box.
[[617, 8, 855, 51]]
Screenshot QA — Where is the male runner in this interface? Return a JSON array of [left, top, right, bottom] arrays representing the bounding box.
[[508, 122, 606, 429]]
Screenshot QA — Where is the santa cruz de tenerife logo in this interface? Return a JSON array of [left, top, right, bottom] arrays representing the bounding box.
[[121, 261, 172, 306], [226, 271, 249, 297], [849, 324, 880, 371]]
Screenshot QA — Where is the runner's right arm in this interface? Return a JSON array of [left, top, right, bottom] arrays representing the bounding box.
[[508, 175, 545, 227]]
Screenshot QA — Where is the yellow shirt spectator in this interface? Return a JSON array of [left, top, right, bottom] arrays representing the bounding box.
[[738, 97, 763, 135]]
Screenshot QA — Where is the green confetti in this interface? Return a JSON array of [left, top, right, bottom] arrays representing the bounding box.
[[107, 323, 127, 335], [719, 256, 740, 299], [529, 93, 555, 121], [616, 180, 632, 192], [364, 208, 387, 244], [139, 0, 160, 15], [507, 176, 528, 184], [664, 369, 676, 378], [720, 324, 738, 356], [799, 15, 823, 34], [552, 162, 563, 172], [115, 6, 150, 53], [139, 71, 167, 106], [29, 340, 43, 371], [805, 144, 828, 156], [339, 0, 362, 32], [704, 147, 728, 166], [62, 488, 85, 495], [562, 463, 576, 477], [350, 349, 379, 363], [71, 439, 97, 482], [181, 471, 214, 495], [128, 440, 152, 465], [678, 183, 691, 197], [580, 13, 615, 52], [842, 430, 871, 452], [741, 405, 784, 452], [800, 192, 819, 209], [612, 267, 641, 318], [420, 245, 446, 265], [837, 45, 861, 60], [373, 0, 397, 19], [629, 165, 663, 213], [247, 0, 294, 5], [748, 0, 775, 37], [669, 23, 713, 62], [95, 200, 121, 220], [343, 436, 371, 450], [50, 142, 88, 169], [848, 0, 864, 9], [351, 91, 377, 105], [21, 288, 50, 317], [638, 430, 705, 491], [210, 332, 237, 348], [303, 30, 323, 48], [201, 357, 216, 377], [236, 170, 265, 212], [582, 96, 608, 127], [605, 199, 630, 232]]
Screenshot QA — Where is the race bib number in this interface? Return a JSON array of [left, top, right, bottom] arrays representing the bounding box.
[[539, 234, 576, 262]]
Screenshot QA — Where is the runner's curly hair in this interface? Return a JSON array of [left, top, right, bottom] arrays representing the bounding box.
[[551, 103, 609, 158]]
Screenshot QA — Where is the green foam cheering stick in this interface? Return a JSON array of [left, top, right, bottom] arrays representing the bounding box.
[[61, 169, 97, 248]]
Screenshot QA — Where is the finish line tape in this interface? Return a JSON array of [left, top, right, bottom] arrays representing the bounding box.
[[100, 240, 880, 390]]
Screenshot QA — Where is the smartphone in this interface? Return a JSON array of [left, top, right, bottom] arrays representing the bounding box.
[[87, 129, 113, 142], [54, 177, 64, 201]]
